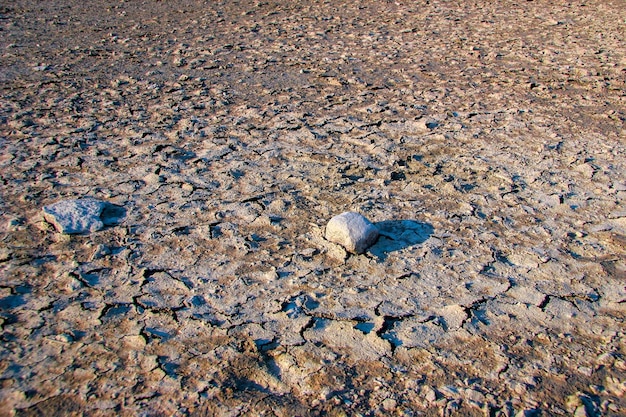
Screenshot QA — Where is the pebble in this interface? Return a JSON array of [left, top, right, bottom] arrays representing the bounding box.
[[325, 212, 379, 254], [381, 398, 397, 411], [423, 386, 437, 403]]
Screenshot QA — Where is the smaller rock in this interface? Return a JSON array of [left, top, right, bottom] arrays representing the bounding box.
[[325, 212, 379, 254], [143, 172, 164, 184], [464, 388, 486, 404], [43, 198, 124, 234], [90, 244, 111, 261], [423, 386, 437, 403], [381, 398, 397, 411], [438, 305, 468, 330]]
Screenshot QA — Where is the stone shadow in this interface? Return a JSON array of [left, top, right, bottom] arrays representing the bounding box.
[[368, 220, 434, 261], [101, 203, 127, 227]]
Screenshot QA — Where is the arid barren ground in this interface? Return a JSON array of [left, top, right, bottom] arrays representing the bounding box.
[[1, 0, 626, 415]]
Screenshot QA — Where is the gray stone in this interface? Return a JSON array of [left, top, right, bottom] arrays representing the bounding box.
[[43, 198, 124, 234], [325, 211, 379, 254]]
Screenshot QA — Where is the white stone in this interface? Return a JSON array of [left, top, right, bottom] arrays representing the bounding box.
[[325, 211, 379, 254], [42, 198, 124, 234], [43, 198, 107, 234]]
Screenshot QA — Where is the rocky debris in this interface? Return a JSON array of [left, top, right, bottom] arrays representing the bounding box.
[[325, 211, 380, 254], [42, 198, 125, 234]]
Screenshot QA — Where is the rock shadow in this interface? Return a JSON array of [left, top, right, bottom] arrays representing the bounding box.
[[368, 220, 434, 261], [101, 203, 126, 227]]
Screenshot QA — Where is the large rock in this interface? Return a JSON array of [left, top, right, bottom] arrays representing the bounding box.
[[43, 198, 124, 234], [325, 211, 379, 254]]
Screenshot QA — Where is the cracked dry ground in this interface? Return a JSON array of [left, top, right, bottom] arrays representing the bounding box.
[[1, 0, 625, 415]]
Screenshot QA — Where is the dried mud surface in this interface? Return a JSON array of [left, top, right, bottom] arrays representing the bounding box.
[[1, 0, 626, 415]]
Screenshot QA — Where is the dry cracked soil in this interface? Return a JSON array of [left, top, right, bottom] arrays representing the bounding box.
[[1, 0, 626, 416]]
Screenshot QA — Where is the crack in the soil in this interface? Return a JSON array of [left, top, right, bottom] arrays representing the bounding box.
[[298, 317, 316, 344]]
